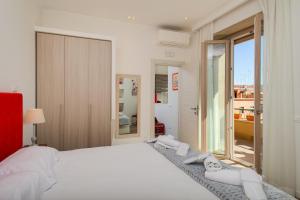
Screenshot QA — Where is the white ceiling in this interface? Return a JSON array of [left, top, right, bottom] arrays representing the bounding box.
[[39, 0, 238, 31]]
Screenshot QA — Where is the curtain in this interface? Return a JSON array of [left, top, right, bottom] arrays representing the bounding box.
[[259, 0, 296, 196]]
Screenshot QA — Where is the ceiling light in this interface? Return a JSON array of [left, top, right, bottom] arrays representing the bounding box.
[[128, 16, 136, 21]]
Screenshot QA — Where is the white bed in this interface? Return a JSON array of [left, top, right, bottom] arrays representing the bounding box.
[[42, 143, 218, 200]]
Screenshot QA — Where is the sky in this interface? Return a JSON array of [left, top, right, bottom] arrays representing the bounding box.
[[234, 39, 255, 85]]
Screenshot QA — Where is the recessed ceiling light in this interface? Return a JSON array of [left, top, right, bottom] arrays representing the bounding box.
[[128, 16, 136, 21], [184, 17, 189, 21]]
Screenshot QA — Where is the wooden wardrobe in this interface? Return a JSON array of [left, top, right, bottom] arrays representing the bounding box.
[[36, 32, 112, 150]]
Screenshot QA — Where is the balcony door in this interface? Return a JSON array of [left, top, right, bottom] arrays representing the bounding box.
[[201, 13, 263, 172], [200, 40, 230, 158]]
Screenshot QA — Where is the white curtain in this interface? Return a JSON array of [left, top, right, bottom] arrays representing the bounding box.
[[259, 0, 296, 196]]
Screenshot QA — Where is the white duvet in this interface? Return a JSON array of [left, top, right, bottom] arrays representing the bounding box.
[[42, 143, 218, 200]]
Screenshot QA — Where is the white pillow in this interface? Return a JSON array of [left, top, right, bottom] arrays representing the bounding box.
[[0, 172, 42, 200], [0, 146, 59, 192], [183, 152, 211, 164]]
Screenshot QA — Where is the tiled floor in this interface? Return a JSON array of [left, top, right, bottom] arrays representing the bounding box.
[[233, 138, 254, 164]]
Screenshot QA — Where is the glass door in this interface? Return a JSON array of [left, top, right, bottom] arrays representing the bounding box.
[[229, 13, 263, 171], [201, 40, 230, 158]]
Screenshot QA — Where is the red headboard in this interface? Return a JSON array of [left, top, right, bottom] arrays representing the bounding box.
[[0, 93, 23, 161]]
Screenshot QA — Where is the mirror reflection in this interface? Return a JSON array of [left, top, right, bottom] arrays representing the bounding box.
[[116, 75, 140, 137]]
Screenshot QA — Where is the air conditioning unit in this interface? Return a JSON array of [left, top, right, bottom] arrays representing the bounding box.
[[158, 29, 190, 47]]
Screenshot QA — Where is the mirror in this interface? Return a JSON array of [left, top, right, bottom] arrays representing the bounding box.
[[116, 74, 141, 138]]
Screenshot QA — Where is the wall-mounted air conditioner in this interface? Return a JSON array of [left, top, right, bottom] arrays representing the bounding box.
[[158, 29, 190, 47]]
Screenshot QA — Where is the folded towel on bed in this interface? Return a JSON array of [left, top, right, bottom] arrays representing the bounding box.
[[205, 167, 266, 200], [240, 168, 266, 200], [242, 181, 267, 200], [204, 156, 222, 172], [176, 143, 190, 156], [183, 152, 211, 164], [205, 169, 242, 186], [155, 136, 189, 156], [154, 141, 176, 150], [240, 168, 262, 182], [157, 135, 181, 147]]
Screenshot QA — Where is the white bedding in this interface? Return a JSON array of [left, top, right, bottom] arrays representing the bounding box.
[[42, 143, 218, 200]]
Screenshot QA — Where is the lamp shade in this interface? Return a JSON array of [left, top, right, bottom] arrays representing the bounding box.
[[24, 108, 45, 124]]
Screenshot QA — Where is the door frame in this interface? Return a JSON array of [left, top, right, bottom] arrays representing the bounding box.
[[150, 59, 185, 138], [224, 13, 263, 171], [200, 40, 231, 159], [253, 13, 263, 173]]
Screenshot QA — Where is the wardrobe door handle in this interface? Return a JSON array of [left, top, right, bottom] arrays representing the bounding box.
[[59, 104, 64, 150], [88, 104, 92, 146]]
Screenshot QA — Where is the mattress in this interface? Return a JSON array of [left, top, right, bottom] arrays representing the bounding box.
[[42, 143, 218, 200]]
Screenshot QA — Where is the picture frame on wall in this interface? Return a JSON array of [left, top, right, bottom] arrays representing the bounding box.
[[172, 73, 178, 91]]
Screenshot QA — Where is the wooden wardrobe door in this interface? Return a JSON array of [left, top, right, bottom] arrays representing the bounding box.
[[88, 39, 112, 147], [37, 33, 65, 150], [64, 36, 89, 150]]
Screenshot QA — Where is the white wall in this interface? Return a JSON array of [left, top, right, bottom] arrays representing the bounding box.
[[0, 0, 39, 145], [155, 66, 179, 138], [213, 0, 261, 33], [38, 9, 192, 145], [292, 0, 300, 197]]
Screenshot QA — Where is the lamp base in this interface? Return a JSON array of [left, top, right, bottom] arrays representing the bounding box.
[[31, 124, 38, 146], [31, 136, 37, 146]]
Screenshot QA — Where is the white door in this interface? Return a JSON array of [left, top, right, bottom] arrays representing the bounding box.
[[179, 62, 200, 150]]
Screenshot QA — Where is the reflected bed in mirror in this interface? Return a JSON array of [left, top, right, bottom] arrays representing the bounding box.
[[116, 74, 141, 138]]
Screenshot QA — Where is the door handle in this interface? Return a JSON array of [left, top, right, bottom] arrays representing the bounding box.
[[88, 104, 92, 147], [59, 104, 64, 150], [255, 105, 263, 115], [255, 110, 262, 115], [190, 106, 199, 116]]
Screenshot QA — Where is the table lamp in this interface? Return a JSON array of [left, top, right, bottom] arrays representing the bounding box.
[[24, 108, 45, 145]]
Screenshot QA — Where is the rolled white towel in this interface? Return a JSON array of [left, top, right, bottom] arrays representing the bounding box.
[[157, 135, 181, 148], [205, 169, 242, 186], [176, 143, 190, 156], [240, 168, 267, 200], [183, 152, 211, 164], [204, 156, 222, 172]]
